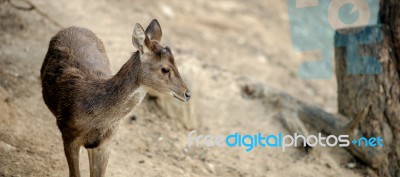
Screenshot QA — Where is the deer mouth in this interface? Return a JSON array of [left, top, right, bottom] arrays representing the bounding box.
[[170, 92, 187, 102]]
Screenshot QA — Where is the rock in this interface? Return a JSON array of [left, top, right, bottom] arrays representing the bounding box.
[[160, 4, 175, 18], [346, 162, 356, 169], [0, 141, 16, 152], [205, 162, 215, 174], [129, 115, 137, 122], [240, 83, 264, 99]]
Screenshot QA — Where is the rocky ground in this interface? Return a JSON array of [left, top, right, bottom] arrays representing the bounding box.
[[0, 0, 368, 176]]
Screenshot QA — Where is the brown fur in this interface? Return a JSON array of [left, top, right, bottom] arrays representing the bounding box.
[[41, 20, 190, 177]]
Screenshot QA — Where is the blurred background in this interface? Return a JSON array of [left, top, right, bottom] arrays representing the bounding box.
[[0, 0, 369, 176]]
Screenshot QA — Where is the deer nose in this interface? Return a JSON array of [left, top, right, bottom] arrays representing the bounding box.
[[184, 91, 191, 100]]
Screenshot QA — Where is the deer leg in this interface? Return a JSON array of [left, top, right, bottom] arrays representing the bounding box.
[[63, 140, 81, 177], [88, 143, 111, 177], [88, 148, 93, 175]]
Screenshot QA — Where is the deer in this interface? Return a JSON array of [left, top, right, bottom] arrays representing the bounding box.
[[40, 19, 191, 177]]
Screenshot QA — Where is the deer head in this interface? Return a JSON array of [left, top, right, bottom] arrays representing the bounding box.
[[132, 19, 191, 102]]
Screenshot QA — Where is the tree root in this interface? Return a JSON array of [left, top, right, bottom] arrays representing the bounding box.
[[270, 92, 380, 168]]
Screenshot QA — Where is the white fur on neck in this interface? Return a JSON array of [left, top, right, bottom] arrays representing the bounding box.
[[121, 86, 148, 113], [128, 85, 148, 105]]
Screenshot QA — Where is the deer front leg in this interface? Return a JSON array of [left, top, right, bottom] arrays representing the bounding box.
[[87, 143, 111, 177], [63, 140, 81, 177], [88, 148, 93, 175]]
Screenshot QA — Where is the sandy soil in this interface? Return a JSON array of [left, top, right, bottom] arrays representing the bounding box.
[[0, 0, 368, 176]]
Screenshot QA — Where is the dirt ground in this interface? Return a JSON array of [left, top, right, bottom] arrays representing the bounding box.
[[0, 0, 368, 176]]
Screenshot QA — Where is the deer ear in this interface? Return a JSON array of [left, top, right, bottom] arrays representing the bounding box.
[[132, 23, 152, 53], [145, 19, 162, 42]]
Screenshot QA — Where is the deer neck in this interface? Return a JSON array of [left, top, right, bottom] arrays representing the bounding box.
[[101, 51, 147, 111], [77, 51, 146, 122]]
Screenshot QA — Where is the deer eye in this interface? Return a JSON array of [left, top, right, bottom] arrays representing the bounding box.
[[161, 67, 170, 74]]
